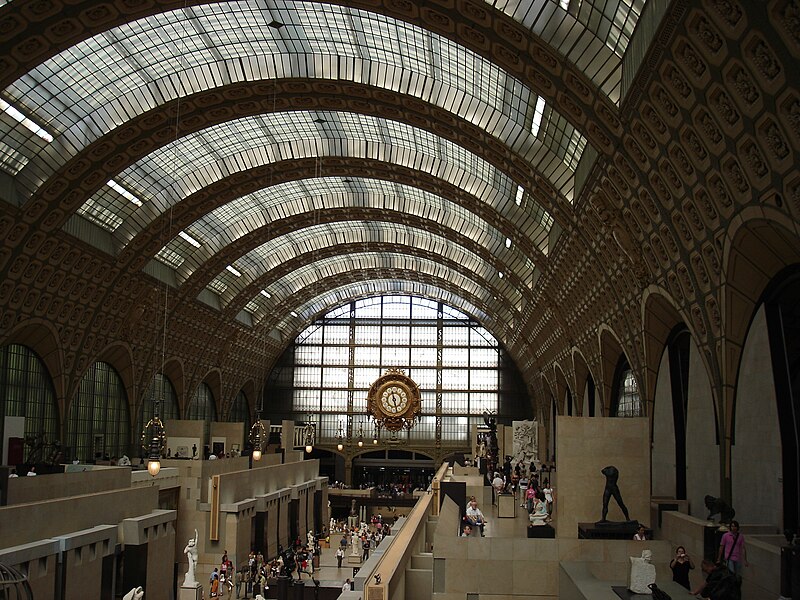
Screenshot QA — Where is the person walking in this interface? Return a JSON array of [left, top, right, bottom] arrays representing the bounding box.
[[335, 546, 344, 568], [717, 520, 748, 577]]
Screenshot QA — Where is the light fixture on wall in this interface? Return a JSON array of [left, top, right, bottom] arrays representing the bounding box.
[[141, 387, 166, 477], [372, 420, 380, 445], [250, 398, 266, 461], [304, 416, 315, 454], [336, 420, 345, 451]]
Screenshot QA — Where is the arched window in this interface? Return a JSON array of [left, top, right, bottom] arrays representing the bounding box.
[[611, 357, 642, 417], [67, 361, 130, 462], [228, 390, 250, 427], [0, 344, 59, 463], [187, 382, 217, 422], [138, 373, 180, 431]]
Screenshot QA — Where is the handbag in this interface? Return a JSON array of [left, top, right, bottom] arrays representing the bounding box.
[[647, 583, 672, 600]]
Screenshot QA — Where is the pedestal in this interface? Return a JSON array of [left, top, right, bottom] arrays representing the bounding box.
[[347, 554, 362, 565], [178, 583, 203, 600], [527, 524, 555, 538], [578, 521, 645, 539], [498, 493, 516, 518]]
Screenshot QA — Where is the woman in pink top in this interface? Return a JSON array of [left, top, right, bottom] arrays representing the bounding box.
[[525, 484, 537, 514], [716, 520, 748, 575]]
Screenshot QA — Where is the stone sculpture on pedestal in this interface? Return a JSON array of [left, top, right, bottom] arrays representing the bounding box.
[[512, 420, 538, 469], [599, 465, 631, 523], [183, 529, 199, 587], [628, 549, 656, 594]]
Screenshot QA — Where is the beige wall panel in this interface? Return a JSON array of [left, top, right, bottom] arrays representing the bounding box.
[[0, 487, 157, 548], [63, 547, 103, 600], [685, 339, 719, 517], [651, 347, 676, 498], [146, 525, 176, 600], [732, 305, 782, 527], [555, 417, 651, 538]]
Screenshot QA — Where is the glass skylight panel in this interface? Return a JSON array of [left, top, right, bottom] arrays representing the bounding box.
[[0, 98, 53, 143], [179, 231, 202, 248], [0, 140, 29, 175], [531, 96, 546, 137], [2, 0, 585, 206], [481, 0, 650, 102], [216, 222, 515, 302], [155, 245, 185, 269], [183, 178, 515, 258], [86, 112, 554, 246]]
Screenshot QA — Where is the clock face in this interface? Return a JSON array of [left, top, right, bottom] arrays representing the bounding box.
[[380, 385, 409, 415], [367, 369, 421, 432]]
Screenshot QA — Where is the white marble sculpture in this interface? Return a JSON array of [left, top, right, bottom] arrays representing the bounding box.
[[628, 549, 656, 594], [183, 529, 199, 587], [307, 530, 316, 548], [512, 420, 538, 468], [529, 498, 548, 525], [350, 533, 360, 556], [330, 517, 336, 533], [123, 587, 144, 600]]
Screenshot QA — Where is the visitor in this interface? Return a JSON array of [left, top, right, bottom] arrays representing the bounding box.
[[542, 479, 554, 520], [336, 545, 344, 568], [461, 524, 473, 537], [519, 473, 529, 508], [525, 483, 537, 514], [342, 578, 352, 592], [717, 519, 748, 576], [235, 569, 243, 598], [669, 545, 694, 590], [692, 559, 739, 600], [492, 471, 505, 503], [26, 466, 36, 476], [209, 568, 219, 597], [465, 498, 487, 536], [8, 468, 18, 478], [633, 525, 648, 541]]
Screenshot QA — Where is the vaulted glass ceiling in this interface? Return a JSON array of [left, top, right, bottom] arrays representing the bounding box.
[[206, 221, 526, 309], [269, 280, 497, 337], [0, 0, 654, 335], [79, 111, 553, 249], [484, 0, 648, 102], [0, 0, 587, 200], [156, 177, 542, 280]]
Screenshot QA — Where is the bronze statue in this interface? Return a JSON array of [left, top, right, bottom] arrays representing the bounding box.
[[600, 465, 631, 522], [704, 495, 735, 525]]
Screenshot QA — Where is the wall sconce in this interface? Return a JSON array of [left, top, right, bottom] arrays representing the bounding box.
[[336, 420, 344, 452], [249, 408, 266, 461]]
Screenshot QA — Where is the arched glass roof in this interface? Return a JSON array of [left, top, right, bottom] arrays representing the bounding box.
[[208, 222, 525, 308], [268, 279, 499, 336], [157, 178, 540, 280], [485, 0, 647, 102], [1, 0, 586, 200], [77, 111, 555, 250]]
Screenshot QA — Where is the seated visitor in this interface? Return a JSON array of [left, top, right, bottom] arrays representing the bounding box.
[[461, 524, 473, 537], [529, 490, 548, 525], [633, 525, 648, 541], [465, 498, 487, 536]]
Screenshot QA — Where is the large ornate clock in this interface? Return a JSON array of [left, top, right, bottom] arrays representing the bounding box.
[[367, 368, 421, 431]]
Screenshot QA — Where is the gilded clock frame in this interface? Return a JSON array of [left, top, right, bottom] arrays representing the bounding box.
[[366, 368, 422, 431]]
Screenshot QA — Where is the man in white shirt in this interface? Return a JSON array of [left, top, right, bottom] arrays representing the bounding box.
[[342, 578, 351, 592], [8, 468, 18, 478], [26, 466, 37, 476], [465, 498, 487, 536], [491, 472, 505, 504]]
